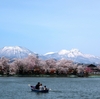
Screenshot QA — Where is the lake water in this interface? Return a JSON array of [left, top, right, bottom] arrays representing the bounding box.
[[0, 77, 100, 99]]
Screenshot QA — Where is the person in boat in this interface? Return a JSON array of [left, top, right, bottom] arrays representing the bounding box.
[[35, 82, 40, 89], [44, 86, 47, 90], [39, 84, 44, 90]]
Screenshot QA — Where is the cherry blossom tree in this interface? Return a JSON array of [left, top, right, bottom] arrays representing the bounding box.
[[45, 59, 57, 74], [45, 59, 57, 68], [12, 58, 26, 75], [0, 57, 10, 75], [56, 59, 74, 75]]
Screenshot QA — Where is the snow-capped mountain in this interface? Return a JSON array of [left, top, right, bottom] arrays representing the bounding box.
[[0, 46, 100, 64], [0, 46, 35, 59], [42, 49, 100, 64]]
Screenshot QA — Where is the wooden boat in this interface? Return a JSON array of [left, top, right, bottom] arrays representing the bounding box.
[[30, 86, 49, 93]]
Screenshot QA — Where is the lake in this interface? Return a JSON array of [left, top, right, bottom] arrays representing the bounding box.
[[0, 77, 100, 99]]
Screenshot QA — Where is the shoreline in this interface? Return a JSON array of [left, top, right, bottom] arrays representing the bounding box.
[[0, 74, 100, 78]]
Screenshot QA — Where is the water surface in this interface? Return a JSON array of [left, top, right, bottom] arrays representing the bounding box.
[[0, 77, 100, 99]]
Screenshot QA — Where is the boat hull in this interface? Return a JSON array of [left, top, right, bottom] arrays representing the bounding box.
[[31, 86, 49, 93]]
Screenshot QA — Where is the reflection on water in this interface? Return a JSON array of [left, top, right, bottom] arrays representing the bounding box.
[[0, 77, 100, 99]]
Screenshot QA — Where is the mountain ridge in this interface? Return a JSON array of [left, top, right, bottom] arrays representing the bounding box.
[[0, 46, 100, 64], [41, 49, 100, 64]]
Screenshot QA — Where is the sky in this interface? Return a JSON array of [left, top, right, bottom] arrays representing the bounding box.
[[0, 0, 100, 56]]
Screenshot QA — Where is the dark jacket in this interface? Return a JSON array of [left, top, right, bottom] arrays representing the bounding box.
[[35, 84, 40, 89]]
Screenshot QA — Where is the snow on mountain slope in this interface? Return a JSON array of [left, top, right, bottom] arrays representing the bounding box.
[[43, 49, 100, 64], [0, 46, 100, 64], [0, 46, 35, 59], [44, 49, 96, 58], [58, 49, 83, 57], [44, 52, 56, 55]]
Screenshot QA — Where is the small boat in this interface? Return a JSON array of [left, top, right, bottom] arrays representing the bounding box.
[[30, 86, 49, 93]]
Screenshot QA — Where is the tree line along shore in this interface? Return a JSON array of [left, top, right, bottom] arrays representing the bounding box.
[[0, 55, 100, 77]]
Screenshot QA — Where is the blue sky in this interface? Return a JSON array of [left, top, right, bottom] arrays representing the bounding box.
[[0, 0, 100, 56]]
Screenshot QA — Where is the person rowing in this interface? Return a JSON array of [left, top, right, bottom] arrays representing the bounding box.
[[35, 82, 40, 89]]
